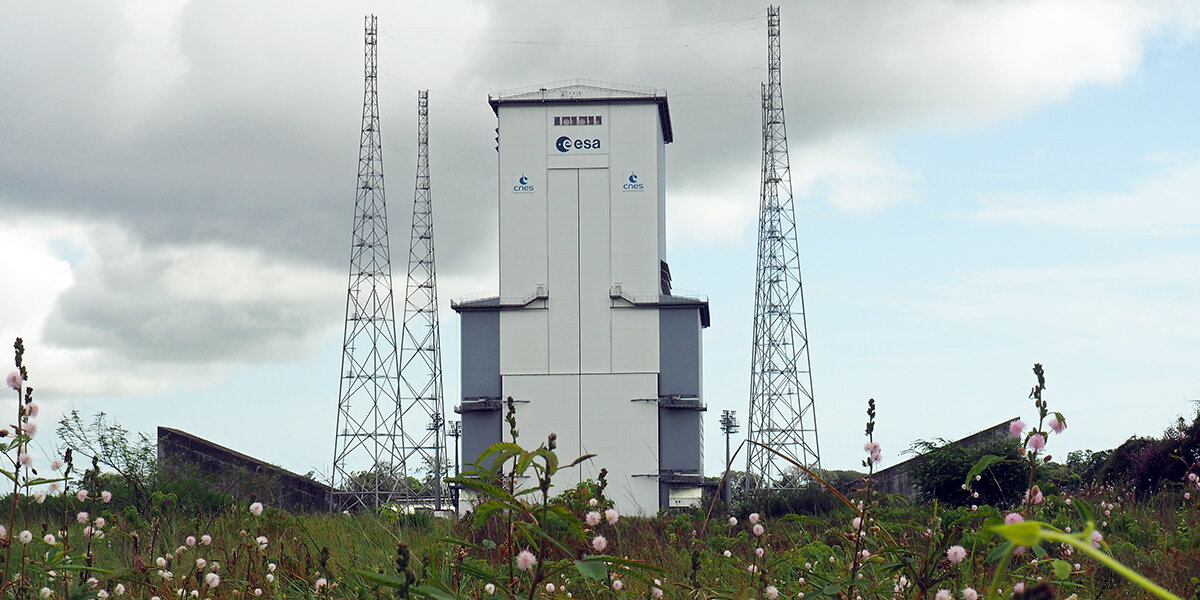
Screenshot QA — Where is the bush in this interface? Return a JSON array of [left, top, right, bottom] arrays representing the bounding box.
[[907, 436, 1028, 507]]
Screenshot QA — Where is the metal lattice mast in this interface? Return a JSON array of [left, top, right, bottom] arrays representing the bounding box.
[[398, 90, 447, 508], [332, 14, 403, 509], [746, 5, 821, 490]]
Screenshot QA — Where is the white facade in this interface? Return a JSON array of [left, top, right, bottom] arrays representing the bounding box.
[[454, 82, 706, 515]]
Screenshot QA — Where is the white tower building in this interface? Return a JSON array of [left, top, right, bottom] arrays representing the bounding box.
[[453, 81, 710, 514]]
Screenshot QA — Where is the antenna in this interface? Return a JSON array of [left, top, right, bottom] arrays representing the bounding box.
[[398, 89, 448, 509], [746, 5, 822, 490], [332, 14, 404, 509]]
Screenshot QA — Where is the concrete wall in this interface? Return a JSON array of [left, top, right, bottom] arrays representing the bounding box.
[[872, 419, 1018, 498], [157, 427, 331, 512]]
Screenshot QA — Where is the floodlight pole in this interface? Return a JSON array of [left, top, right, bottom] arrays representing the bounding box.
[[719, 410, 739, 504], [447, 420, 461, 507]]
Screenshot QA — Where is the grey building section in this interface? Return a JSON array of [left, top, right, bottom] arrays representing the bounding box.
[[452, 303, 504, 470], [460, 311, 500, 400], [656, 297, 709, 509], [659, 305, 703, 397], [458, 399, 504, 470]]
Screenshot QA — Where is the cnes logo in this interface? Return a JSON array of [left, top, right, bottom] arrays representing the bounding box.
[[622, 172, 644, 191], [513, 173, 534, 193], [555, 135, 601, 153]]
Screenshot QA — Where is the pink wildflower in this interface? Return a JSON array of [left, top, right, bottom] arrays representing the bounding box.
[[50, 459, 63, 471], [27, 403, 38, 417], [25, 423, 37, 436], [77, 489, 88, 502], [766, 586, 779, 600], [545, 583, 554, 593], [755, 547, 764, 558], [186, 536, 196, 547], [205, 572, 220, 588], [604, 508, 619, 525], [748, 512, 760, 524], [1028, 433, 1046, 451], [935, 590, 952, 600], [315, 578, 327, 591], [101, 490, 112, 503], [1008, 419, 1026, 438], [612, 579, 624, 591], [18, 453, 31, 466], [1013, 583, 1025, 594], [18, 530, 32, 544], [6, 372, 22, 391], [201, 535, 212, 545], [1005, 512, 1024, 525], [516, 550, 537, 571], [962, 588, 978, 600], [484, 583, 495, 595], [652, 586, 663, 599], [1048, 414, 1066, 434], [249, 502, 264, 516], [728, 517, 737, 526], [592, 535, 608, 552], [946, 545, 966, 564], [752, 523, 764, 536], [76, 512, 89, 524], [585, 511, 601, 526], [1091, 530, 1103, 548]]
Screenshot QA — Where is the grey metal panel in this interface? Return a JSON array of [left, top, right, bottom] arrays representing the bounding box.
[[658, 407, 702, 472], [658, 308, 701, 397], [462, 410, 502, 471], [461, 311, 500, 399]]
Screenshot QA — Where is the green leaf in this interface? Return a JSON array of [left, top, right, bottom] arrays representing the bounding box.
[[1052, 558, 1072, 580], [481, 539, 497, 549], [821, 584, 842, 596], [990, 521, 1043, 547], [964, 454, 1004, 489], [513, 450, 534, 476], [353, 569, 411, 589], [412, 584, 460, 600], [575, 558, 608, 580], [563, 453, 596, 468], [986, 540, 1014, 564]]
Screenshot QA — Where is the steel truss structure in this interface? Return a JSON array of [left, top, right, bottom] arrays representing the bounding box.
[[746, 5, 822, 490], [397, 89, 447, 509], [332, 15, 405, 509]]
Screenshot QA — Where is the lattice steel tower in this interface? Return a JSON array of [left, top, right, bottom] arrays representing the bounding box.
[[332, 15, 403, 509], [746, 5, 821, 490], [398, 89, 447, 509]]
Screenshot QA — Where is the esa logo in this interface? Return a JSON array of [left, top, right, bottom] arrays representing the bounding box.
[[513, 173, 534, 193], [622, 172, 644, 191], [555, 135, 601, 153]]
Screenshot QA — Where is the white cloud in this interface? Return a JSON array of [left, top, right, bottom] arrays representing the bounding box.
[[792, 136, 922, 212], [0, 218, 345, 398], [971, 157, 1200, 235], [917, 252, 1200, 353], [793, 0, 1200, 135]]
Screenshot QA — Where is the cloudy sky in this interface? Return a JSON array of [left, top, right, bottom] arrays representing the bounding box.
[[2, 0, 1198, 483]]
